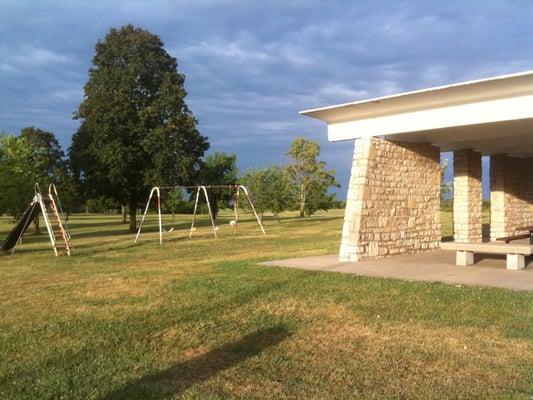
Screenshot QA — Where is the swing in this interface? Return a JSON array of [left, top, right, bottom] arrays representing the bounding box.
[[134, 185, 265, 245]]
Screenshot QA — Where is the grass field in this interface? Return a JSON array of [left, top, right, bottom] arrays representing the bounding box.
[[0, 210, 531, 399]]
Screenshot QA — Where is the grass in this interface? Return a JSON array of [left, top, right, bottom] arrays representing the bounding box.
[[0, 209, 531, 399]]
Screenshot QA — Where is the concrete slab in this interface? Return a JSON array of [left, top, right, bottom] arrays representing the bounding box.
[[260, 250, 533, 291]]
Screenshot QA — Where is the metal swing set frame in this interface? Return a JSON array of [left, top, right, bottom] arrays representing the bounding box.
[[134, 184, 266, 245]]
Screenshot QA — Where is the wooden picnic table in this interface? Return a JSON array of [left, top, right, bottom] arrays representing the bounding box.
[[497, 226, 533, 245], [518, 226, 533, 245]]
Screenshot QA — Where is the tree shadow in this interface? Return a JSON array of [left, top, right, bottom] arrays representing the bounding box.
[[273, 215, 342, 223], [100, 325, 291, 400]]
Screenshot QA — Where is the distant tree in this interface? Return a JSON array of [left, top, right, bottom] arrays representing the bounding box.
[[163, 188, 189, 220], [20, 127, 64, 178], [70, 25, 208, 232], [85, 196, 118, 213], [0, 133, 39, 218], [302, 175, 338, 216], [196, 152, 238, 218], [285, 137, 339, 217], [53, 166, 81, 215], [440, 158, 452, 203], [241, 166, 291, 218]]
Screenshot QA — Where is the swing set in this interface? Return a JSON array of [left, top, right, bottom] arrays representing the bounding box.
[[134, 184, 266, 244]]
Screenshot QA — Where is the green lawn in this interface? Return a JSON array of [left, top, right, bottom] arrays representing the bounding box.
[[0, 210, 531, 399]]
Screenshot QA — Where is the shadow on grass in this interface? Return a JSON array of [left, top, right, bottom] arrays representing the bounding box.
[[101, 325, 291, 400], [273, 215, 342, 223]]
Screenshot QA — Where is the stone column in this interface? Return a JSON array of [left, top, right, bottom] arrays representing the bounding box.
[[339, 137, 441, 262], [453, 149, 482, 243], [339, 138, 373, 262], [490, 155, 533, 240]]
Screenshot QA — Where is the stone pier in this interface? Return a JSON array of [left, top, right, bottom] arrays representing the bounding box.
[[453, 149, 482, 243], [490, 155, 533, 240], [339, 137, 441, 262]]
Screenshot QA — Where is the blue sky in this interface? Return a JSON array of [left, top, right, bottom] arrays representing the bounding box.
[[1, 0, 532, 198]]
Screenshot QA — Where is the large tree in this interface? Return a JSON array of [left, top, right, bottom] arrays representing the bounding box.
[[70, 25, 208, 232], [285, 137, 339, 217]]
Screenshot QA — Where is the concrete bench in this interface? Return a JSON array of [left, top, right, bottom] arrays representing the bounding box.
[[440, 241, 532, 270]]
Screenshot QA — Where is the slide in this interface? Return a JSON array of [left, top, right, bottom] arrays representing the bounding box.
[[2, 202, 39, 252]]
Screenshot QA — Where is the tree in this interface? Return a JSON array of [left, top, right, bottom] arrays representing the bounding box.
[[0, 133, 39, 218], [20, 127, 64, 177], [302, 174, 338, 216], [285, 137, 339, 217], [241, 165, 291, 218], [53, 166, 81, 215], [196, 152, 237, 218], [70, 25, 208, 232], [440, 158, 452, 204], [163, 188, 189, 220], [19, 127, 69, 232]]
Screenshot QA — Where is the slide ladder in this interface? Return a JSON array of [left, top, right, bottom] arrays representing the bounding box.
[[3, 184, 72, 256], [42, 185, 72, 256]]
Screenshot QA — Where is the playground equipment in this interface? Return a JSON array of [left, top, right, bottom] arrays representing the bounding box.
[[135, 185, 266, 245], [2, 184, 72, 256]]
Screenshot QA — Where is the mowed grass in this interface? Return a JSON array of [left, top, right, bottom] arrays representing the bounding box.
[[0, 209, 531, 399]]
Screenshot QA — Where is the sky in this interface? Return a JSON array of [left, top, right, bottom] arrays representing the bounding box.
[[1, 0, 532, 198]]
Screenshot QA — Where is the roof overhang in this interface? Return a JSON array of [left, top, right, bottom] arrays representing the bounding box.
[[300, 71, 533, 157]]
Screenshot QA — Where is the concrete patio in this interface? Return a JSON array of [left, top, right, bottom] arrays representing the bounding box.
[[261, 250, 533, 291]]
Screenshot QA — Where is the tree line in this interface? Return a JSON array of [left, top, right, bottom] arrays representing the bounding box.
[[0, 25, 340, 232]]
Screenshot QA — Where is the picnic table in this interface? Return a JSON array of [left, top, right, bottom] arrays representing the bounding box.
[[496, 226, 533, 245]]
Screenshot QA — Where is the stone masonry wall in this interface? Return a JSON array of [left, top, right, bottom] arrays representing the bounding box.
[[339, 137, 441, 262], [453, 149, 483, 243], [490, 155, 533, 240]]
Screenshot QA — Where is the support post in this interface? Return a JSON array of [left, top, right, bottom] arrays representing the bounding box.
[[157, 189, 162, 245], [490, 155, 533, 240], [189, 187, 201, 238], [456, 250, 474, 266], [189, 186, 218, 238], [233, 186, 239, 235], [506, 254, 525, 270], [339, 138, 441, 262], [135, 187, 161, 244], [453, 149, 482, 243], [238, 185, 266, 235], [200, 186, 218, 238]]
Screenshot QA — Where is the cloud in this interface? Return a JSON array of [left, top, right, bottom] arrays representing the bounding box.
[[317, 85, 369, 102], [1, 0, 533, 196], [0, 46, 74, 71]]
